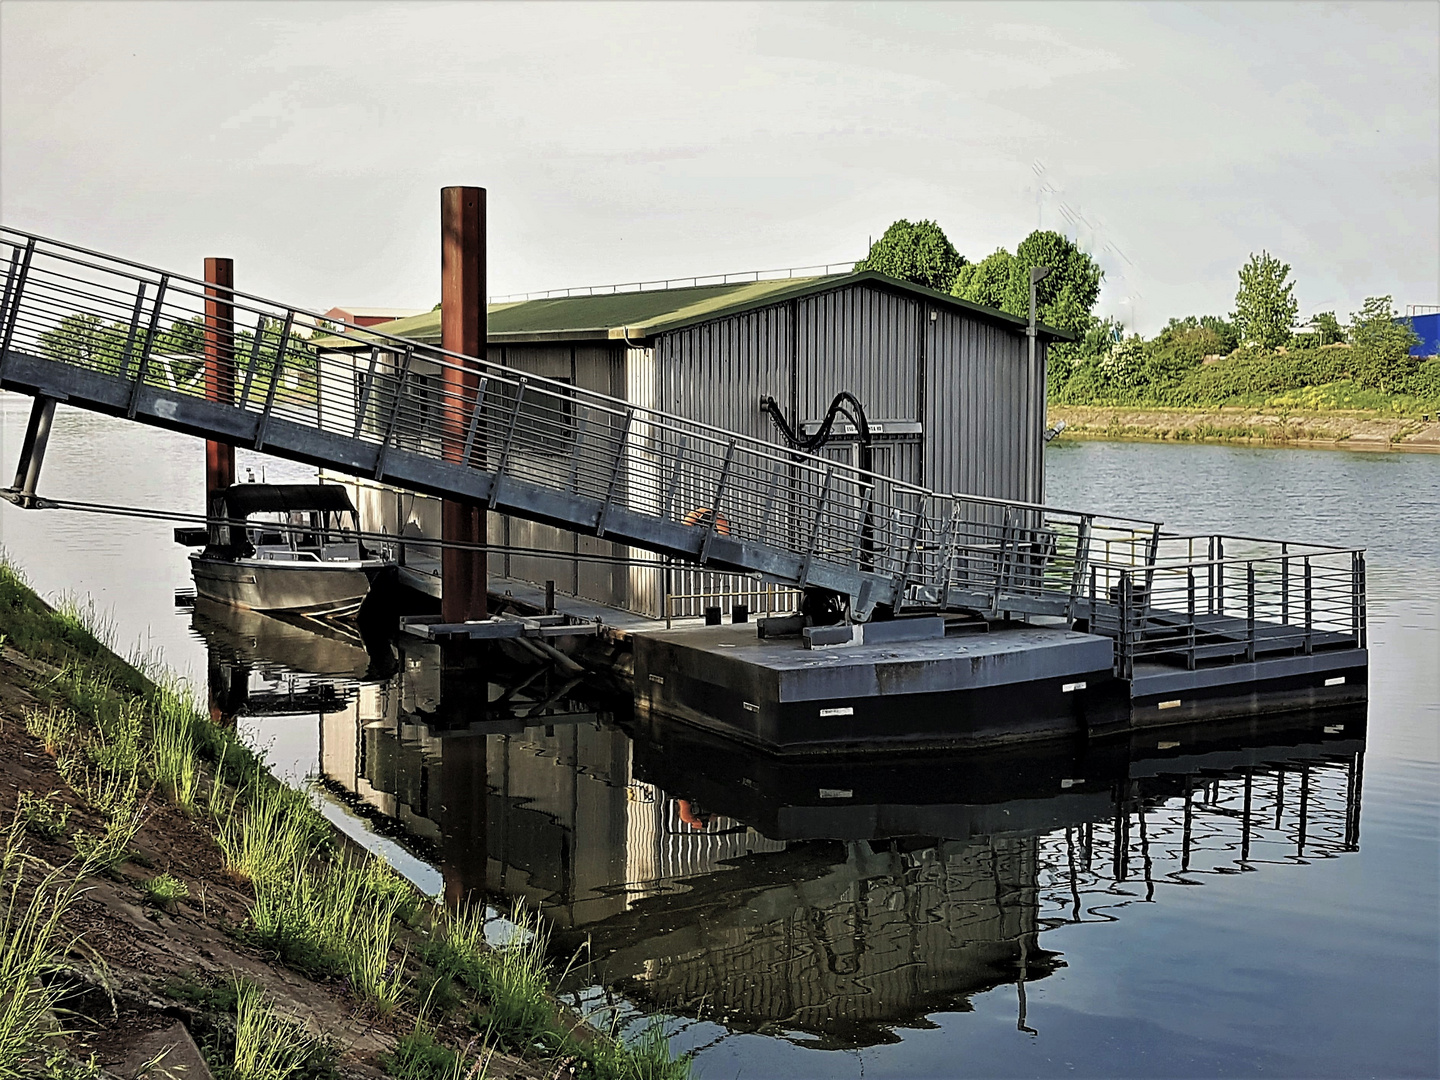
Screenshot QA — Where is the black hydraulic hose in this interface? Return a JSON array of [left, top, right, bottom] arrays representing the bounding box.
[[760, 391, 872, 463], [759, 391, 877, 574]]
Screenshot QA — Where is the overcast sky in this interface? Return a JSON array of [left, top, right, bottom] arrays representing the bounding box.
[[2, 1, 1435, 333]]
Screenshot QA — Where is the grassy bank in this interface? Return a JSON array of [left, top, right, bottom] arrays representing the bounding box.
[[1047, 403, 1440, 452], [0, 559, 690, 1079]]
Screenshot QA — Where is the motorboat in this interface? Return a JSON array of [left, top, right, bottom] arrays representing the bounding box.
[[183, 483, 392, 617]]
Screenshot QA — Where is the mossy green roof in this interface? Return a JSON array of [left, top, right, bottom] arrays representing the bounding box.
[[313, 271, 1073, 349]]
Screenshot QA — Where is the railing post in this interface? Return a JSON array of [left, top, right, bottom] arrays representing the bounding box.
[[237, 313, 267, 411], [252, 309, 293, 451], [1119, 570, 1134, 680], [125, 274, 170, 419], [567, 414, 593, 494], [116, 281, 148, 381], [936, 505, 960, 610], [1089, 564, 1098, 633], [0, 238, 36, 374], [698, 439, 736, 564], [372, 345, 414, 480], [1358, 551, 1367, 649], [593, 405, 633, 535], [460, 374, 490, 467], [892, 501, 927, 615], [1067, 514, 1093, 620], [798, 466, 834, 586], [1186, 566, 1196, 671], [660, 434, 688, 515], [352, 347, 382, 437], [1216, 535, 1225, 615], [1245, 561, 1256, 663], [1281, 545, 1290, 631], [489, 377, 531, 510], [1303, 557, 1313, 655]]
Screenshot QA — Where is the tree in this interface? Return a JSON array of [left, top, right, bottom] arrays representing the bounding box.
[[950, 249, 1013, 311], [1305, 311, 1344, 346], [1347, 295, 1420, 392], [950, 230, 1102, 338], [854, 220, 965, 292], [1232, 251, 1298, 349]]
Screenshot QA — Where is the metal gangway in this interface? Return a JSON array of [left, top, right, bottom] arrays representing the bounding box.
[[0, 228, 1366, 670]]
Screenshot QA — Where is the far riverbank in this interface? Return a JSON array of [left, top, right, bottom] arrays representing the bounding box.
[[1048, 404, 1440, 453]]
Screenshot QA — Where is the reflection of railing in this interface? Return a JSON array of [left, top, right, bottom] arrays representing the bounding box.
[[0, 228, 1366, 659]]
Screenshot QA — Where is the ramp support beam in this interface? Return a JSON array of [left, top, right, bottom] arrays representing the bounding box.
[[10, 394, 59, 508]]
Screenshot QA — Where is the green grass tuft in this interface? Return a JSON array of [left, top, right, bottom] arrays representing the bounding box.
[[142, 872, 189, 906]]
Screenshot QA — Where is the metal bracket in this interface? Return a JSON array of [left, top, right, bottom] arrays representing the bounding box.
[[490, 377, 530, 510]]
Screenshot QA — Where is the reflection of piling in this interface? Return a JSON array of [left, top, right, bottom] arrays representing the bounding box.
[[206, 652, 247, 727], [440, 733, 488, 908]]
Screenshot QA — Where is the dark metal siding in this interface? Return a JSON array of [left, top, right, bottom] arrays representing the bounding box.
[[924, 308, 1042, 506], [797, 287, 919, 423]]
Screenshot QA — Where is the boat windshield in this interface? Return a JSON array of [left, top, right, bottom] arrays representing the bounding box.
[[246, 509, 365, 562]]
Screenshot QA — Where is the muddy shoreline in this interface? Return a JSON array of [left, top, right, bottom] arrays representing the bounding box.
[[1048, 404, 1440, 453]]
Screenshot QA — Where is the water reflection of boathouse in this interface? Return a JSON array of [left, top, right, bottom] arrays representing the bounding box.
[[303, 639, 1365, 1049]]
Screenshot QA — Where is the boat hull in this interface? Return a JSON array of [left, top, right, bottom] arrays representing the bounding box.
[[190, 555, 380, 616]]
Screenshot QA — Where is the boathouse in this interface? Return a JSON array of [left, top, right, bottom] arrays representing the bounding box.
[[316, 271, 1071, 617]]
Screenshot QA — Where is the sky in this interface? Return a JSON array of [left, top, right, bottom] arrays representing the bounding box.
[[2, 1, 1436, 335]]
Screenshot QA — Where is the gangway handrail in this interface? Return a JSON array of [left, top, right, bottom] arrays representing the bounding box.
[[0, 225, 1364, 646], [0, 227, 1167, 527]]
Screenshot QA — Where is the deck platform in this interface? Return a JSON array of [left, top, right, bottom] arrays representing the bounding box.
[[632, 621, 1122, 753]]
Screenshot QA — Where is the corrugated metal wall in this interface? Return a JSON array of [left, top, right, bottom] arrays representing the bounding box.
[[347, 285, 1045, 618], [924, 307, 1043, 506], [487, 342, 631, 609], [797, 287, 919, 423]]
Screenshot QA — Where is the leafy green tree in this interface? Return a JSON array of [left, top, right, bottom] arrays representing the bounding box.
[[950, 249, 1013, 311], [950, 230, 1102, 338], [1347, 295, 1420, 392], [1304, 311, 1344, 346], [854, 219, 966, 292], [1232, 251, 1298, 349]]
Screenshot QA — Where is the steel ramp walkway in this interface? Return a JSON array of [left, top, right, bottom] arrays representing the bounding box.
[[0, 227, 1367, 665]]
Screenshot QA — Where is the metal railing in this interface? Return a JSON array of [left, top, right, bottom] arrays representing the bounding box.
[[0, 228, 1368, 667], [1089, 535, 1365, 678], [487, 260, 858, 304]]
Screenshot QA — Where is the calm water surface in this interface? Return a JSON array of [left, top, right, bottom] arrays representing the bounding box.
[[1, 396, 1435, 1079]]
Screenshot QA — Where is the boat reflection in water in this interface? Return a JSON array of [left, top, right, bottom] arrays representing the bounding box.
[[189, 608, 1366, 1052]]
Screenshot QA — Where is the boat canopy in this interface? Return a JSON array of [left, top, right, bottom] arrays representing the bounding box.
[[216, 484, 357, 519]]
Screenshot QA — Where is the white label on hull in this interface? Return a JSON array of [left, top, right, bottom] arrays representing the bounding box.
[[819, 706, 854, 717]]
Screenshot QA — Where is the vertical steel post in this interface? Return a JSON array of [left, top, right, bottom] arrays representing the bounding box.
[[1245, 562, 1256, 663], [1186, 566, 1196, 671], [126, 275, 169, 419], [116, 282, 148, 381], [204, 258, 236, 511], [1281, 544, 1290, 630], [0, 238, 36, 374], [252, 310, 293, 451], [1357, 551, 1367, 649], [1303, 557, 1313, 655], [698, 439, 736, 564], [440, 185, 488, 624], [489, 378, 529, 510]]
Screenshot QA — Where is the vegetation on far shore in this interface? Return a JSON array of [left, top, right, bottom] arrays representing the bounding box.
[[857, 221, 1438, 420], [0, 559, 690, 1080]]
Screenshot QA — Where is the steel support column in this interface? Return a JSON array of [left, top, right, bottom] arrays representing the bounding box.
[[204, 258, 236, 510], [441, 186, 488, 622]]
